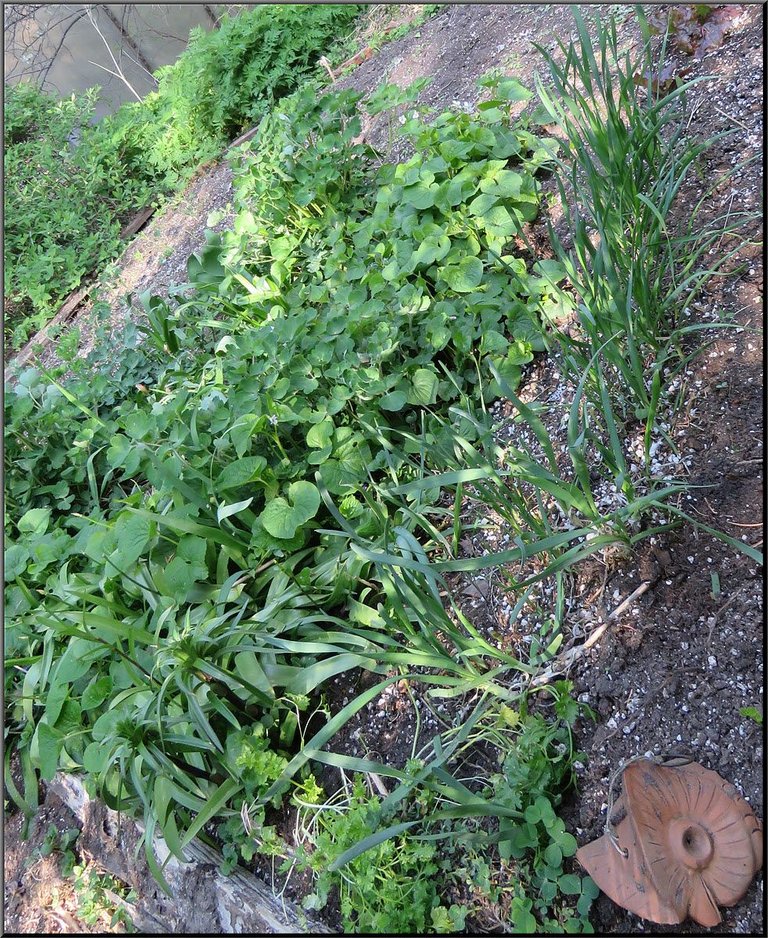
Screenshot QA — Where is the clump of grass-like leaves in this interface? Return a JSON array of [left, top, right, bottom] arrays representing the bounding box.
[[533, 6, 759, 450]]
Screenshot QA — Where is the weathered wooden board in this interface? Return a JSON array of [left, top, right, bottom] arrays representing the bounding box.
[[11, 283, 93, 370], [119, 204, 155, 239], [49, 773, 331, 934], [227, 123, 262, 151]]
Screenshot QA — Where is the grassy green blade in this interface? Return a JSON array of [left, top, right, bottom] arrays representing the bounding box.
[[127, 507, 247, 557], [327, 820, 418, 871], [488, 361, 558, 473], [658, 504, 763, 564], [179, 777, 241, 849], [384, 467, 498, 497], [353, 527, 595, 575], [261, 674, 411, 805], [309, 750, 409, 783], [4, 746, 37, 819], [142, 816, 173, 896]]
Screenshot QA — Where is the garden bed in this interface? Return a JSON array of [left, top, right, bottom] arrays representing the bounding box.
[[5, 4, 763, 934]]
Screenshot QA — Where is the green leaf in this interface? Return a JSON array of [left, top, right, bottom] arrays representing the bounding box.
[[81, 675, 112, 710], [559, 873, 582, 895], [481, 169, 524, 197], [469, 193, 499, 216], [17, 508, 51, 536], [306, 417, 334, 449], [581, 876, 600, 899], [441, 256, 483, 293], [4, 544, 29, 581], [217, 456, 267, 491], [56, 637, 104, 684], [482, 205, 518, 235], [556, 830, 578, 857], [408, 368, 439, 406], [260, 481, 321, 539], [496, 77, 532, 103], [544, 842, 563, 868], [35, 723, 61, 781], [217, 497, 253, 522], [532, 259, 567, 286], [158, 536, 209, 601], [403, 181, 438, 209], [180, 778, 241, 849], [106, 434, 140, 475], [576, 892, 594, 917], [111, 513, 152, 568], [379, 389, 407, 412]]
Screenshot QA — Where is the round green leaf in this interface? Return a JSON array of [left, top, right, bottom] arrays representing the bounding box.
[[379, 389, 408, 412], [441, 256, 483, 293], [4, 544, 29, 581], [556, 830, 578, 857], [217, 456, 267, 491], [559, 873, 582, 895], [82, 675, 113, 711], [581, 876, 600, 899], [17, 507, 51, 536], [544, 842, 563, 868], [496, 77, 532, 103], [403, 181, 438, 209], [408, 368, 439, 406], [306, 417, 334, 449], [260, 481, 321, 539]]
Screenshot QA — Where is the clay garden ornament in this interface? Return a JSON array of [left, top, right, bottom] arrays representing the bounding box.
[[576, 755, 763, 927]]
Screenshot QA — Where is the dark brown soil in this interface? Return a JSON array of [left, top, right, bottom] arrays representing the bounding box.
[[4, 789, 94, 935], [6, 4, 763, 934]]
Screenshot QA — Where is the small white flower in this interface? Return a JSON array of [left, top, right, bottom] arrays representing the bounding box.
[[268, 414, 279, 426]]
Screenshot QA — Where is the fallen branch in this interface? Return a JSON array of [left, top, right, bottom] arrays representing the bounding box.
[[530, 581, 652, 688]]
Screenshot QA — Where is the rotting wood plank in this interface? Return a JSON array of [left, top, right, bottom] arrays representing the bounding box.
[[119, 204, 155, 239], [227, 123, 262, 151], [11, 283, 92, 370], [49, 773, 331, 934]]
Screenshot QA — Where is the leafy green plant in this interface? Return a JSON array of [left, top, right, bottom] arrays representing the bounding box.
[[533, 7, 758, 454], [527, 7, 763, 574], [158, 4, 361, 142], [6, 23, 761, 931], [27, 822, 80, 877], [739, 706, 763, 726], [290, 683, 596, 933], [4, 5, 364, 348], [295, 775, 458, 934], [71, 862, 136, 932], [3, 83, 155, 348]]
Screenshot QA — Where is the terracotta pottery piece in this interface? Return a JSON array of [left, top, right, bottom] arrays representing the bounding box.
[[576, 758, 763, 926]]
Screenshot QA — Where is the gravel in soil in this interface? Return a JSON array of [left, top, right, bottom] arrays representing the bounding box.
[[7, 4, 763, 934]]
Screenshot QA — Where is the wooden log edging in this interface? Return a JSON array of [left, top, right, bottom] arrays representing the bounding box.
[[11, 283, 94, 371], [10, 201, 157, 372], [49, 773, 332, 934]]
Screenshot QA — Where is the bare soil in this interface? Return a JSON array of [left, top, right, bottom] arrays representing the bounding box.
[[5, 4, 763, 934]]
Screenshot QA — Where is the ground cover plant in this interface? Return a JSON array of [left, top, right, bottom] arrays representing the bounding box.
[[3, 82, 156, 349], [4, 7, 761, 932], [3, 3, 363, 350]]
